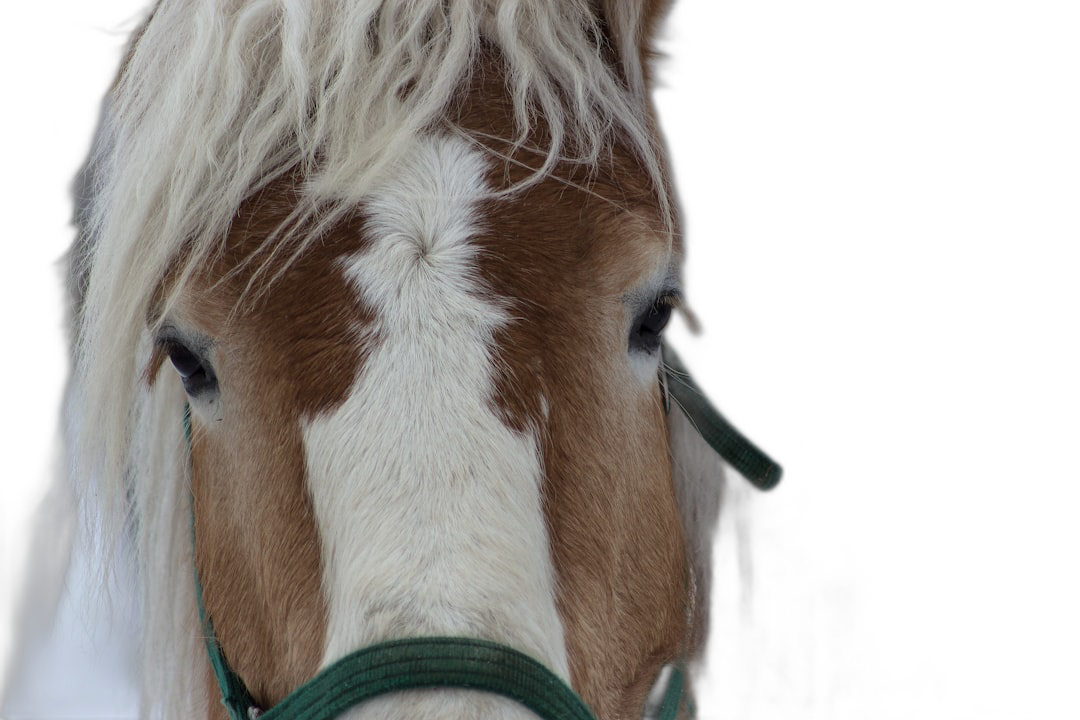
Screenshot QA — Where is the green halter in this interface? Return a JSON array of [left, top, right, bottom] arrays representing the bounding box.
[[184, 341, 780, 720]]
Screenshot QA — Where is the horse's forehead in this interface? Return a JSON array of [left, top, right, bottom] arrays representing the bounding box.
[[190, 138, 673, 356]]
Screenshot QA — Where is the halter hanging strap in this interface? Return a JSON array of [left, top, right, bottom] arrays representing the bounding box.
[[660, 343, 783, 491]]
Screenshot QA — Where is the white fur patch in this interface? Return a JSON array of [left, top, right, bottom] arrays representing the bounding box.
[[302, 136, 568, 719]]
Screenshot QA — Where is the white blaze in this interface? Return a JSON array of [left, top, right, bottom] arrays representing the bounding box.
[[302, 136, 568, 719]]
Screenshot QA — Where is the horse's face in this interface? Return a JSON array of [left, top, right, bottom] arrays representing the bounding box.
[[155, 66, 690, 717]]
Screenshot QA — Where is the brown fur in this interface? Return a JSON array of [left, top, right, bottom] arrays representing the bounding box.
[[173, 187, 375, 712]]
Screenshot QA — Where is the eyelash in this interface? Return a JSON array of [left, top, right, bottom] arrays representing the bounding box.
[[656, 291, 699, 336]]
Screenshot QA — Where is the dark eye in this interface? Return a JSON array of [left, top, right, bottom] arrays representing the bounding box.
[[164, 342, 218, 397], [640, 301, 673, 337], [167, 344, 202, 378], [629, 296, 675, 354]]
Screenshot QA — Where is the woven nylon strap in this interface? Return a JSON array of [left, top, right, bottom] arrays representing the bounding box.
[[258, 638, 600, 720], [660, 343, 783, 491], [194, 612, 686, 720], [197, 633, 687, 720], [234, 638, 597, 720], [194, 620, 687, 720]]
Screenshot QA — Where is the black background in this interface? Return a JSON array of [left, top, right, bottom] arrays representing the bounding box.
[[4, 2, 959, 716]]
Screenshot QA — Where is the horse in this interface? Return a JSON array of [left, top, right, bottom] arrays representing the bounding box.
[[51, 1, 779, 718]]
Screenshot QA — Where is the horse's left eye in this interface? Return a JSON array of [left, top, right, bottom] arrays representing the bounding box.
[[640, 301, 673, 337], [629, 297, 675, 354]]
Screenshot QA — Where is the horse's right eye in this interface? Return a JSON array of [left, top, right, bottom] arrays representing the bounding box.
[[167, 344, 203, 379], [164, 342, 217, 396]]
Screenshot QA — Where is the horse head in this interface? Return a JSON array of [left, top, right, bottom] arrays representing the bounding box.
[[68, 2, 777, 717]]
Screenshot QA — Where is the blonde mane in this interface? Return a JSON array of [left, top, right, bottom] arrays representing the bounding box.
[[69, 1, 672, 715]]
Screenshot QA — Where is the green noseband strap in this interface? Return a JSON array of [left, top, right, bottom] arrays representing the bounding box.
[[661, 343, 783, 491], [193, 548, 687, 720], [242, 638, 597, 720]]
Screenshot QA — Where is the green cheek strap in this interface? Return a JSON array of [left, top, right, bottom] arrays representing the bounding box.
[[661, 343, 783, 491]]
